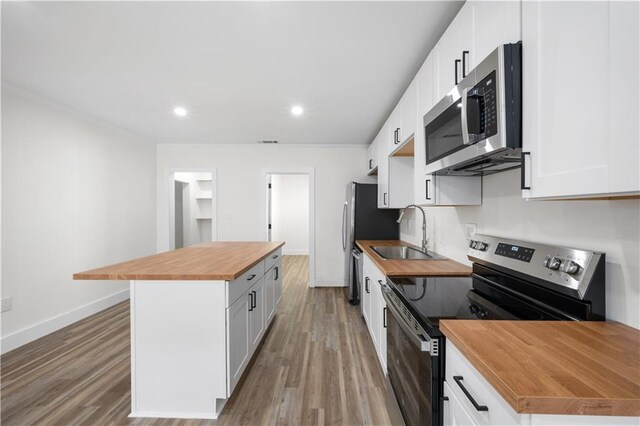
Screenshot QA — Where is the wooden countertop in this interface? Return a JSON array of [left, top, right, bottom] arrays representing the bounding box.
[[356, 240, 472, 277], [441, 320, 640, 416], [73, 241, 284, 281]]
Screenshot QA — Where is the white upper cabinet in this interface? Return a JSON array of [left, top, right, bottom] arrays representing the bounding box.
[[366, 136, 378, 175], [399, 79, 417, 146], [522, 0, 639, 199], [377, 123, 390, 208], [388, 103, 403, 151], [435, 3, 474, 102], [608, 0, 639, 194], [472, 0, 521, 66]]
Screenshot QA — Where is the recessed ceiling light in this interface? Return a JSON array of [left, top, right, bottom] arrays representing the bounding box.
[[173, 106, 187, 117], [291, 105, 303, 116]]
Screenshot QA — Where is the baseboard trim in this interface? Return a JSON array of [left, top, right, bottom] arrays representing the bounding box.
[[313, 280, 346, 287], [128, 411, 217, 420], [282, 249, 309, 256], [1, 289, 130, 354]]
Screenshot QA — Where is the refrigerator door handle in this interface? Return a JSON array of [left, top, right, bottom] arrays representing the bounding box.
[[342, 202, 348, 250]]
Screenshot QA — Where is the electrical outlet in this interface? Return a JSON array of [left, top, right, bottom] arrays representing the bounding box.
[[465, 223, 477, 239], [1, 297, 12, 313]]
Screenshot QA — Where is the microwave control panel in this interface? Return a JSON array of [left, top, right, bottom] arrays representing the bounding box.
[[467, 71, 498, 140]]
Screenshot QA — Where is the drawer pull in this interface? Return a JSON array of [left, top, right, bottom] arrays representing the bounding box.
[[453, 376, 488, 412], [247, 274, 257, 281], [272, 254, 278, 259]]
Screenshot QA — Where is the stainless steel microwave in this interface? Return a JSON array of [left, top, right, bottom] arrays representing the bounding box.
[[424, 43, 522, 176]]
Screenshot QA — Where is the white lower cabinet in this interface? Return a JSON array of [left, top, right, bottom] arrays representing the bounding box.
[[444, 340, 639, 426], [248, 276, 265, 353], [363, 253, 388, 374], [226, 252, 282, 396], [227, 290, 251, 394]]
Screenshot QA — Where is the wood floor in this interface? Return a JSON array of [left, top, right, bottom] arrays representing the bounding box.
[[1, 256, 395, 425]]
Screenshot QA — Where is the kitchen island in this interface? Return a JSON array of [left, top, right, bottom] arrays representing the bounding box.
[[74, 241, 285, 420]]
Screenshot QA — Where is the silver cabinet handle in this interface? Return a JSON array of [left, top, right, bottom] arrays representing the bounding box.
[[341, 202, 348, 250]]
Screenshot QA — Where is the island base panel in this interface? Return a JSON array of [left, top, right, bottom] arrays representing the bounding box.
[[129, 280, 228, 419]]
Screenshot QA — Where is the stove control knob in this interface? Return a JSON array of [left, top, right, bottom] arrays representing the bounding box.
[[560, 259, 581, 275], [477, 242, 488, 251], [544, 256, 562, 270]]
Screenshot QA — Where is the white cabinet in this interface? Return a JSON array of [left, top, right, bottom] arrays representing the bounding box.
[[443, 381, 478, 426], [417, 174, 482, 206], [362, 275, 372, 327], [434, 3, 473, 102], [366, 136, 378, 175], [227, 290, 251, 394], [522, 0, 640, 199], [363, 253, 388, 374], [248, 277, 265, 353], [265, 266, 275, 323], [608, 1, 639, 194], [444, 340, 639, 426], [273, 259, 283, 306], [472, 0, 521, 69], [377, 123, 391, 208]]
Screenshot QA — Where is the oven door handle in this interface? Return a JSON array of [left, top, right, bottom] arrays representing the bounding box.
[[383, 292, 435, 354]]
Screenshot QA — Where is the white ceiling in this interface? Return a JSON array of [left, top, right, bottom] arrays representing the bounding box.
[[2, 1, 463, 145]]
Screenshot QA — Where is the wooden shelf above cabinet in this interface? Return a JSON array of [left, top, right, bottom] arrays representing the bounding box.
[[390, 134, 414, 157]]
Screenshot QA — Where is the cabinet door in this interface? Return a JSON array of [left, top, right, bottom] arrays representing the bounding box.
[[367, 138, 378, 173], [274, 259, 283, 306], [377, 124, 390, 208], [400, 79, 417, 145], [369, 278, 379, 350], [472, 0, 521, 66], [389, 105, 402, 151], [227, 291, 251, 394], [249, 277, 265, 353], [378, 282, 387, 373], [522, 1, 610, 199], [608, 0, 640, 194], [362, 275, 372, 326], [265, 266, 275, 323], [435, 3, 474, 101], [443, 381, 478, 426]]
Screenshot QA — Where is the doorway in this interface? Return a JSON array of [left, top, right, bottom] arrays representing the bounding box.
[[264, 169, 315, 287], [168, 171, 216, 249]]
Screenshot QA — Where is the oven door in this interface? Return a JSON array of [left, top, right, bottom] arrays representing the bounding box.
[[383, 288, 441, 426]]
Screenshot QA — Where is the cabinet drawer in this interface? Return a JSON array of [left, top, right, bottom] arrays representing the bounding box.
[[227, 261, 265, 307], [445, 340, 522, 426], [265, 248, 282, 271]]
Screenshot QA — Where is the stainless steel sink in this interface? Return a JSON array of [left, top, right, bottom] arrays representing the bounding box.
[[371, 246, 446, 260]]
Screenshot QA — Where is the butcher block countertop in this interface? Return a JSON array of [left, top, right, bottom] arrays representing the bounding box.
[[441, 320, 640, 417], [356, 240, 471, 277], [73, 241, 284, 281]]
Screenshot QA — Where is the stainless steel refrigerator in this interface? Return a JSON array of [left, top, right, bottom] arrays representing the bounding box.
[[342, 182, 399, 304]]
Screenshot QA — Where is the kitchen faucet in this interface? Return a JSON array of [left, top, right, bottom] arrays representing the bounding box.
[[397, 204, 428, 253]]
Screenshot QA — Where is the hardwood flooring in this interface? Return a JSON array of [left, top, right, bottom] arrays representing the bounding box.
[[1, 256, 394, 425]]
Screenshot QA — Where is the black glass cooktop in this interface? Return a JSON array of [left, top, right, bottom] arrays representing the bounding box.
[[387, 274, 564, 335]]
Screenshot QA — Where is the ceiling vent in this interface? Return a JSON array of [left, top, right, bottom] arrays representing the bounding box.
[[257, 140, 278, 144]]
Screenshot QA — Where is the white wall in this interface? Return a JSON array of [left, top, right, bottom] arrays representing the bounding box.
[[172, 172, 213, 247], [400, 169, 640, 329], [157, 144, 369, 286], [1, 86, 157, 352], [271, 174, 309, 255]]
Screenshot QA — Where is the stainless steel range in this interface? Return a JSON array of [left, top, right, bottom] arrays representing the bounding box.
[[382, 235, 606, 426]]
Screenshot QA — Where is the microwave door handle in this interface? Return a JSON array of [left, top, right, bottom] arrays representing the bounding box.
[[461, 87, 472, 145]]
